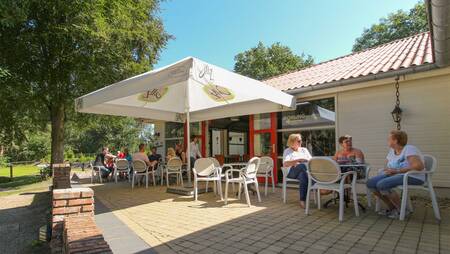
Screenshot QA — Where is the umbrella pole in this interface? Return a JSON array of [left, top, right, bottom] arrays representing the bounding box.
[[186, 75, 192, 187], [186, 110, 191, 185]]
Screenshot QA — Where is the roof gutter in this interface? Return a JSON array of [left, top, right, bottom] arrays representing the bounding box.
[[428, 0, 450, 67], [284, 63, 438, 95]]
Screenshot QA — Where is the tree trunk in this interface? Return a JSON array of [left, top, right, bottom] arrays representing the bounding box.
[[50, 103, 65, 165]]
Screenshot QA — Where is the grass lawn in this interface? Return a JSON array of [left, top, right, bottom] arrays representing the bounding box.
[[0, 164, 49, 196]]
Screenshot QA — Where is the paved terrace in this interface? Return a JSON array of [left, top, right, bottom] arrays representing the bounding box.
[[88, 182, 449, 254]]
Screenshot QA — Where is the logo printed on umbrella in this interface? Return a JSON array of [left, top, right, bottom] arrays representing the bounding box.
[[138, 87, 168, 102], [199, 65, 214, 81], [203, 83, 234, 102]]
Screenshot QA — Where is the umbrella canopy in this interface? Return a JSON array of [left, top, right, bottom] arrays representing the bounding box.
[[76, 57, 295, 122], [75, 57, 295, 184]]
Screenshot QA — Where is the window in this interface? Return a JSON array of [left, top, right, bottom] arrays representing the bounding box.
[[277, 97, 336, 182], [165, 122, 184, 139], [279, 97, 335, 129], [253, 113, 271, 130]]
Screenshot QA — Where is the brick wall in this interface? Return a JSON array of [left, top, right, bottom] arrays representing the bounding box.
[[53, 164, 71, 189], [63, 216, 112, 254], [51, 187, 112, 253]]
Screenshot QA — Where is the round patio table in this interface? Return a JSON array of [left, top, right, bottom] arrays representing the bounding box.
[[323, 163, 368, 212]]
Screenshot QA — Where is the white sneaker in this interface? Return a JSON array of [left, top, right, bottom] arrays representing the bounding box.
[[387, 209, 400, 219], [377, 209, 391, 216]]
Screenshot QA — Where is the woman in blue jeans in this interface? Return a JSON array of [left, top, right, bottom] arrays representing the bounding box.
[[283, 134, 312, 208], [367, 130, 425, 219]]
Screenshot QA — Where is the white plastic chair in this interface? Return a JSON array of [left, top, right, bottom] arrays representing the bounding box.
[[352, 164, 372, 207], [374, 154, 441, 221], [90, 161, 103, 184], [256, 156, 275, 196], [282, 165, 317, 204], [193, 158, 223, 201], [131, 160, 152, 189], [305, 157, 359, 222], [114, 159, 130, 183], [281, 166, 299, 203], [208, 157, 225, 195], [165, 157, 183, 187], [224, 157, 261, 207]]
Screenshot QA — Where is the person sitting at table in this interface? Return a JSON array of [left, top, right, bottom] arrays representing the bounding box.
[[93, 147, 115, 179], [166, 147, 177, 161], [117, 150, 125, 159], [132, 143, 156, 168], [366, 130, 425, 219], [333, 135, 365, 164], [283, 133, 312, 208], [148, 147, 162, 169], [123, 148, 132, 162], [175, 143, 187, 164]]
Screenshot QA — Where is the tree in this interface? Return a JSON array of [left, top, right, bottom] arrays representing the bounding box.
[[234, 42, 314, 80], [65, 115, 142, 155], [352, 1, 428, 52], [0, 0, 170, 164]]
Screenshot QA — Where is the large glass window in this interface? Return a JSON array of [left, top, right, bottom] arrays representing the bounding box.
[[165, 122, 184, 139], [279, 98, 335, 129], [277, 97, 336, 183], [254, 132, 272, 156], [253, 113, 271, 130]]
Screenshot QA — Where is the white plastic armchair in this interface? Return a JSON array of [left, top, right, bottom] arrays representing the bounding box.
[[165, 157, 183, 187], [224, 157, 261, 207], [90, 161, 103, 184], [305, 157, 359, 222], [193, 158, 223, 201], [256, 156, 275, 196], [131, 160, 150, 189], [114, 159, 130, 183], [374, 154, 440, 221], [357, 164, 372, 207], [207, 157, 224, 195], [281, 166, 299, 203]]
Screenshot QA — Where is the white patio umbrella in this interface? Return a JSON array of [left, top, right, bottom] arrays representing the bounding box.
[[75, 57, 295, 184]]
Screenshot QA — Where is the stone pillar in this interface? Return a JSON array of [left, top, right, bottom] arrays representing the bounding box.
[[52, 163, 71, 189], [51, 188, 94, 253]]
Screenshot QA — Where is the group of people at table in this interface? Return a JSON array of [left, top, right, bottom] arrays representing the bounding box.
[[94, 129, 424, 219], [284, 130, 426, 219], [93, 135, 203, 180]]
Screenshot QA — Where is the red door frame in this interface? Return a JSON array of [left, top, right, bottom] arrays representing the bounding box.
[[249, 113, 278, 184]]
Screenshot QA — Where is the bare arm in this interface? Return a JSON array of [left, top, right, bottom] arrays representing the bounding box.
[[355, 149, 365, 163], [283, 158, 307, 168]]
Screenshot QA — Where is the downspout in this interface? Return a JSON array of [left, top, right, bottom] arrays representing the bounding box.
[[429, 0, 450, 67]]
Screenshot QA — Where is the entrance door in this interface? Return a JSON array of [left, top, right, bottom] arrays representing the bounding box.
[[250, 113, 278, 184]]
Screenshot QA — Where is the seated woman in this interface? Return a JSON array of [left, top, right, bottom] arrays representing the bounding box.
[[367, 130, 425, 219], [166, 147, 177, 161], [175, 143, 187, 164], [333, 135, 365, 164], [283, 133, 312, 208]]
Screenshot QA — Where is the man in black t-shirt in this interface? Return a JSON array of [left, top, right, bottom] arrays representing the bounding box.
[[148, 147, 162, 169], [94, 147, 115, 178]]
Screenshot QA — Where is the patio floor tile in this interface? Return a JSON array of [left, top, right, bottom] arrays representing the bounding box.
[[87, 182, 449, 254]]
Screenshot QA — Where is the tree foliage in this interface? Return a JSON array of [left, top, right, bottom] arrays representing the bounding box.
[[0, 0, 170, 163], [234, 42, 314, 80], [352, 1, 428, 52]]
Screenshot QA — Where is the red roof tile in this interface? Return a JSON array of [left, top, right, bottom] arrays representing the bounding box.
[[264, 32, 434, 91]]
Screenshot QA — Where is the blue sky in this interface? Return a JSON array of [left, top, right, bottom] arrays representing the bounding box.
[[155, 0, 420, 70]]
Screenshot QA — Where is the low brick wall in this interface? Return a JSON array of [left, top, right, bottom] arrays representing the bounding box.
[[51, 187, 111, 254], [64, 216, 112, 254]]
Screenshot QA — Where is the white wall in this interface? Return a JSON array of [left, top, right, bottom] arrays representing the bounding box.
[[336, 74, 450, 187]]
